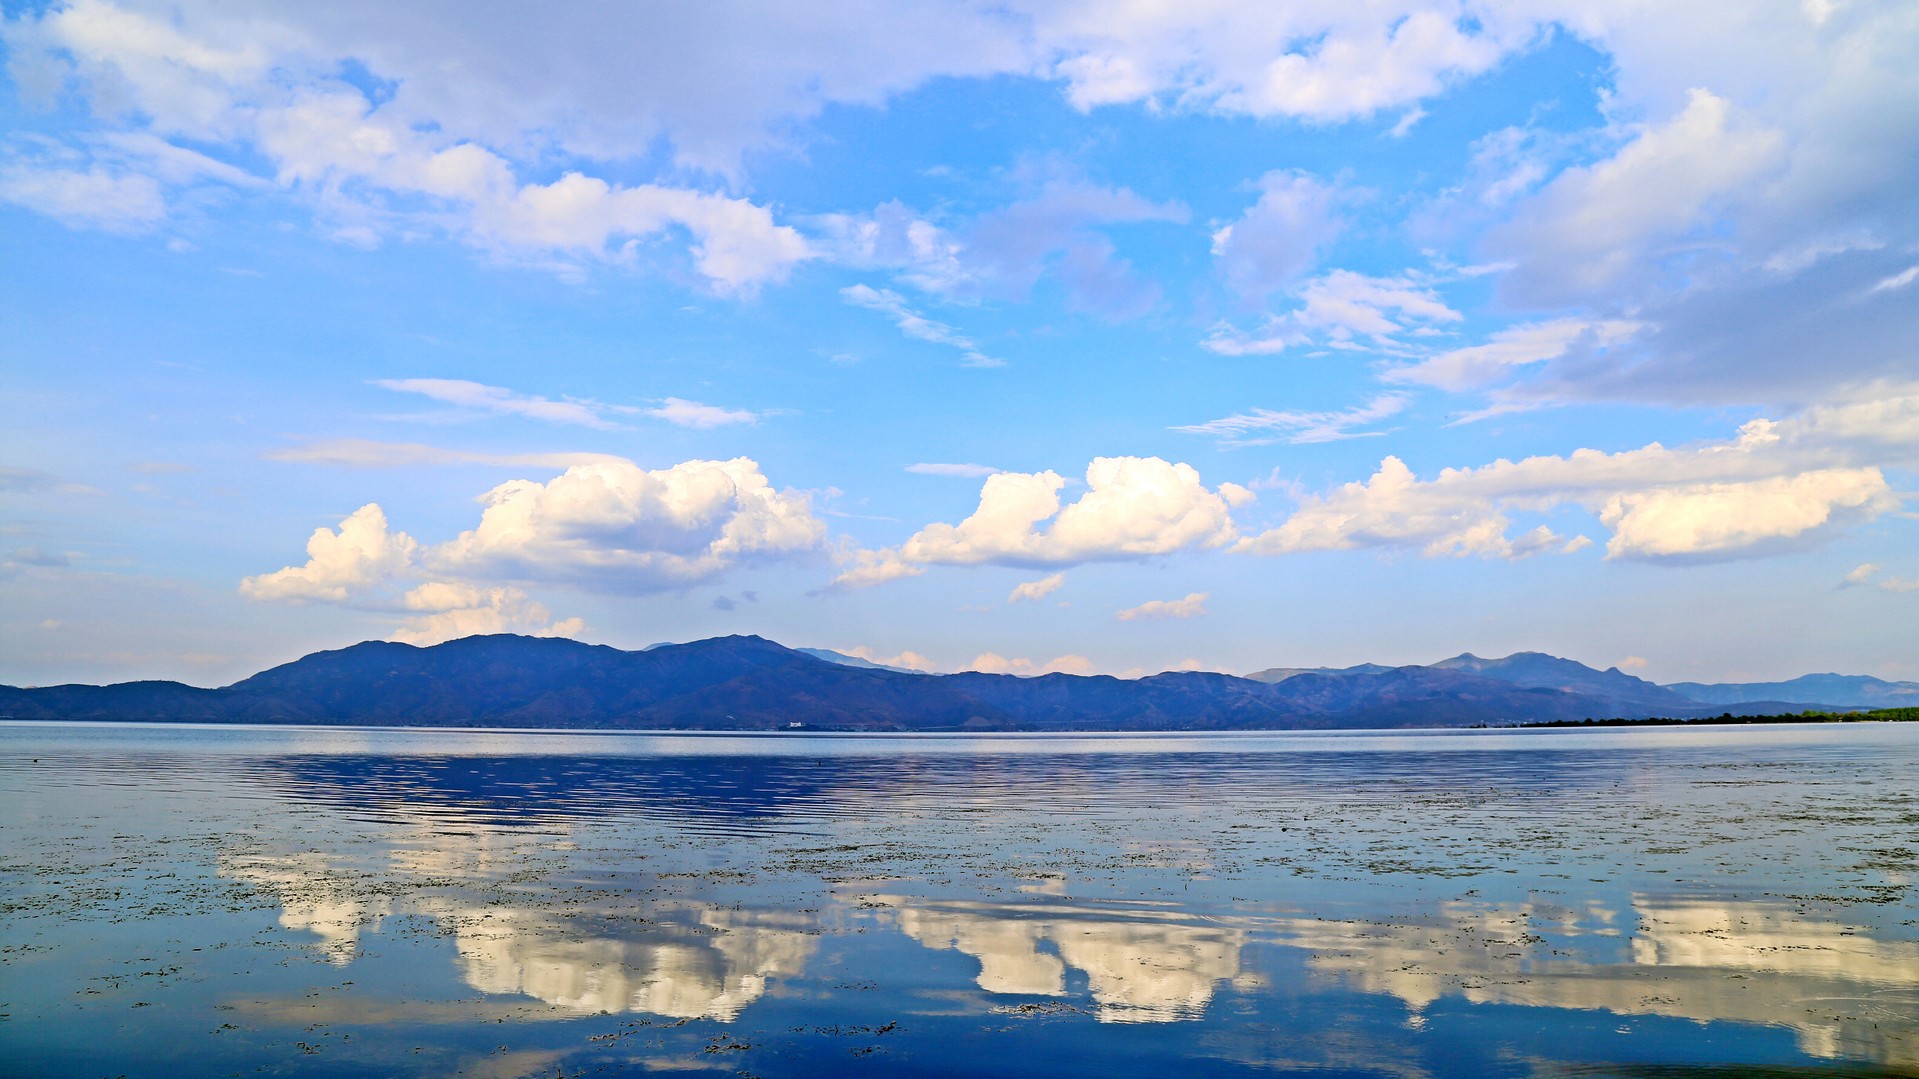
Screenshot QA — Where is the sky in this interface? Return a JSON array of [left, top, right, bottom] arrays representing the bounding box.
[[2, 0, 1916, 688]]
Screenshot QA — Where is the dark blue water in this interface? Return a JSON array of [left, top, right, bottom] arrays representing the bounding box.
[[3, 722, 1915, 1077]]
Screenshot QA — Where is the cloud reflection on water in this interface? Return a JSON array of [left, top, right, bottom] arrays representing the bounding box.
[[227, 824, 1919, 1068], [885, 896, 1253, 1022]]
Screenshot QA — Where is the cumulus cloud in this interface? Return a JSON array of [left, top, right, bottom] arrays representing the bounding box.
[[1115, 592, 1208, 621], [837, 645, 937, 672], [968, 652, 1095, 676], [1239, 396, 1909, 563], [1174, 393, 1407, 445], [1597, 471, 1891, 562], [432, 458, 826, 591], [244, 457, 825, 642], [835, 457, 1241, 588], [1008, 572, 1065, 604], [393, 582, 586, 645], [239, 504, 420, 602], [1212, 170, 1344, 301]]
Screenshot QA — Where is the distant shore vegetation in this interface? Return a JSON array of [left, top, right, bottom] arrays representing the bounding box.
[[1518, 708, 1919, 729]]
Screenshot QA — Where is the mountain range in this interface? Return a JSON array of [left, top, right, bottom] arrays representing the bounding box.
[[3, 633, 1910, 732]]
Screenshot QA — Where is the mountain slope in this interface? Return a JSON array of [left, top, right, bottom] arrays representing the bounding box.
[[1428, 652, 1699, 711], [0, 634, 1853, 732], [1664, 673, 1919, 709]]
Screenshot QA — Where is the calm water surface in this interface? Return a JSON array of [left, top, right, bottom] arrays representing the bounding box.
[[3, 722, 1917, 1077]]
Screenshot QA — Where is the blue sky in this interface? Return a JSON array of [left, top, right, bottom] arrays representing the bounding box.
[[2, 0, 1915, 687]]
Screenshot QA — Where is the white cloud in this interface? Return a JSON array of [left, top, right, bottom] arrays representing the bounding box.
[[246, 456, 826, 642], [1217, 483, 1257, 508], [1212, 170, 1344, 301], [1869, 265, 1919, 294], [1204, 270, 1460, 356], [393, 582, 585, 646], [1837, 562, 1919, 593], [1385, 319, 1640, 393], [264, 439, 624, 470], [968, 652, 1095, 676], [836, 457, 1240, 588], [433, 458, 826, 592], [1598, 471, 1892, 561], [1115, 592, 1208, 621], [899, 456, 1239, 568], [1491, 89, 1787, 302], [1238, 397, 1909, 563], [828, 547, 924, 590], [1843, 562, 1883, 586], [1008, 572, 1065, 604], [841, 284, 1002, 367], [906, 462, 1000, 478], [470, 171, 811, 291], [1038, 3, 1529, 121], [0, 165, 164, 232], [1174, 393, 1407, 445], [837, 645, 938, 672], [373, 379, 614, 428], [646, 398, 759, 429], [8, 2, 814, 291], [239, 503, 419, 602]]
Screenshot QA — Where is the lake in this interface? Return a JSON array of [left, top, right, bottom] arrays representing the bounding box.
[[3, 721, 1916, 1077]]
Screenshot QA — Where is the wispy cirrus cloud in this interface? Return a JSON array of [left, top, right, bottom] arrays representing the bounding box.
[[372, 379, 762, 431], [907, 462, 1000, 478], [1174, 393, 1407, 446], [1202, 270, 1461, 356], [263, 439, 625, 470], [645, 397, 759, 428], [373, 378, 616, 428], [841, 284, 1003, 367]]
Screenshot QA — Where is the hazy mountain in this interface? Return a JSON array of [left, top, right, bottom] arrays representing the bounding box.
[[1665, 674, 1919, 709], [794, 648, 923, 674], [1244, 663, 1394, 684], [1427, 652, 1699, 711], [0, 633, 1847, 732]]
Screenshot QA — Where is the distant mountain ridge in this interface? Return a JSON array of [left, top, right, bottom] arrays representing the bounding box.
[[1664, 673, 1919, 710], [1249, 651, 1912, 712], [0, 634, 1885, 732]]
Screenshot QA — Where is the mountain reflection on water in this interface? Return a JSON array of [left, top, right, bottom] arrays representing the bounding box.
[[3, 722, 1917, 1078]]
